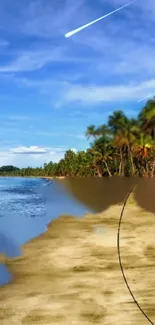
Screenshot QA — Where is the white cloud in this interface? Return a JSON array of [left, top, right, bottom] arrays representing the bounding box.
[[11, 75, 155, 106], [10, 146, 47, 154], [63, 79, 155, 103], [70, 148, 77, 153], [0, 49, 67, 72], [0, 146, 71, 168], [0, 48, 91, 73], [0, 145, 80, 168]]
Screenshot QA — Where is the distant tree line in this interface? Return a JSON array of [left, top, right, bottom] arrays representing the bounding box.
[[1, 98, 155, 178]]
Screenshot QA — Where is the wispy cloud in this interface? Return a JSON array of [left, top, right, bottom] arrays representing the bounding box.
[[10, 146, 47, 155], [62, 79, 155, 104], [21, 0, 86, 38], [10, 75, 155, 107], [9, 145, 77, 156], [0, 49, 92, 73], [0, 49, 67, 72], [6, 115, 39, 121]]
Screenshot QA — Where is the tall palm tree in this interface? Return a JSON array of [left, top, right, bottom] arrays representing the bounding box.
[[108, 110, 128, 134], [139, 98, 155, 141], [96, 124, 110, 136], [85, 125, 100, 140], [108, 110, 131, 175]]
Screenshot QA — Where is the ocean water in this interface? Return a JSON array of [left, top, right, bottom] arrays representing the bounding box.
[[0, 177, 91, 286]]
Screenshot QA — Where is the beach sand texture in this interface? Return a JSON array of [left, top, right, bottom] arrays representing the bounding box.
[[0, 196, 155, 324]]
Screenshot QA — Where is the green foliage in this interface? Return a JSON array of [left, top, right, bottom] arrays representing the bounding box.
[[1, 98, 155, 178]]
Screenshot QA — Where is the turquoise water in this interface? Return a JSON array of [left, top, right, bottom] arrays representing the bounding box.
[[0, 177, 90, 286]]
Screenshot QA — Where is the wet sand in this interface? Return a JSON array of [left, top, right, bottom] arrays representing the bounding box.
[[0, 195, 155, 324]]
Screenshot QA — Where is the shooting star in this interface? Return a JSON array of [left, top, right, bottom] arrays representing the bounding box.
[[65, 0, 138, 38], [137, 93, 155, 103]]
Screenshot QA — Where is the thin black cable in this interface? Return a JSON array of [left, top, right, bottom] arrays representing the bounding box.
[[117, 184, 154, 324], [117, 144, 155, 323]]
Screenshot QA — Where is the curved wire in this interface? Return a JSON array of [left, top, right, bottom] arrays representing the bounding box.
[[117, 184, 154, 324]]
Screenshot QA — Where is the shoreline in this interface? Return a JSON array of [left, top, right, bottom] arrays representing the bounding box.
[[0, 200, 155, 324], [0, 175, 65, 179]]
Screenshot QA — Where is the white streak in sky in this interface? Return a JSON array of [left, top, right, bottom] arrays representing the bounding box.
[[65, 0, 138, 38], [137, 93, 155, 103]]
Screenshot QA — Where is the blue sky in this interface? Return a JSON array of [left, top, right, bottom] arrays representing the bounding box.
[[0, 0, 155, 167]]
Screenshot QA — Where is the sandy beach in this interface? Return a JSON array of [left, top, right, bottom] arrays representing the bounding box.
[[0, 195, 155, 325]]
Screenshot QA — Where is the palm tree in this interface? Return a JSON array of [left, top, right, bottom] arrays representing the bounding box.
[[133, 133, 154, 176], [85, 125, 99, 140], [88, 140, 113, 177], [108, 110, 128, 134], [87, 148, 104, 177], [139, 98, 155, 141], [96, 124, 110, 136], [63, 150, 78, 176], [108, 110, 129, 175]]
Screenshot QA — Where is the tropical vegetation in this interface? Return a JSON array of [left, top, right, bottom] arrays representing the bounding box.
[[1, 98, 155, 178]]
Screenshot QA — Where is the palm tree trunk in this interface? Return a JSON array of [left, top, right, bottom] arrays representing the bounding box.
[[119, 148, 124, 176], [119, 148, 122, 176], [119, 161, 122, 176], [127, 145, 134, 176], [151, 161, 155, 177], [114, 157, 118, 174], [136, 161, 143, 177], [103, 159, 112, 177], [96, 166, 102, 177]]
